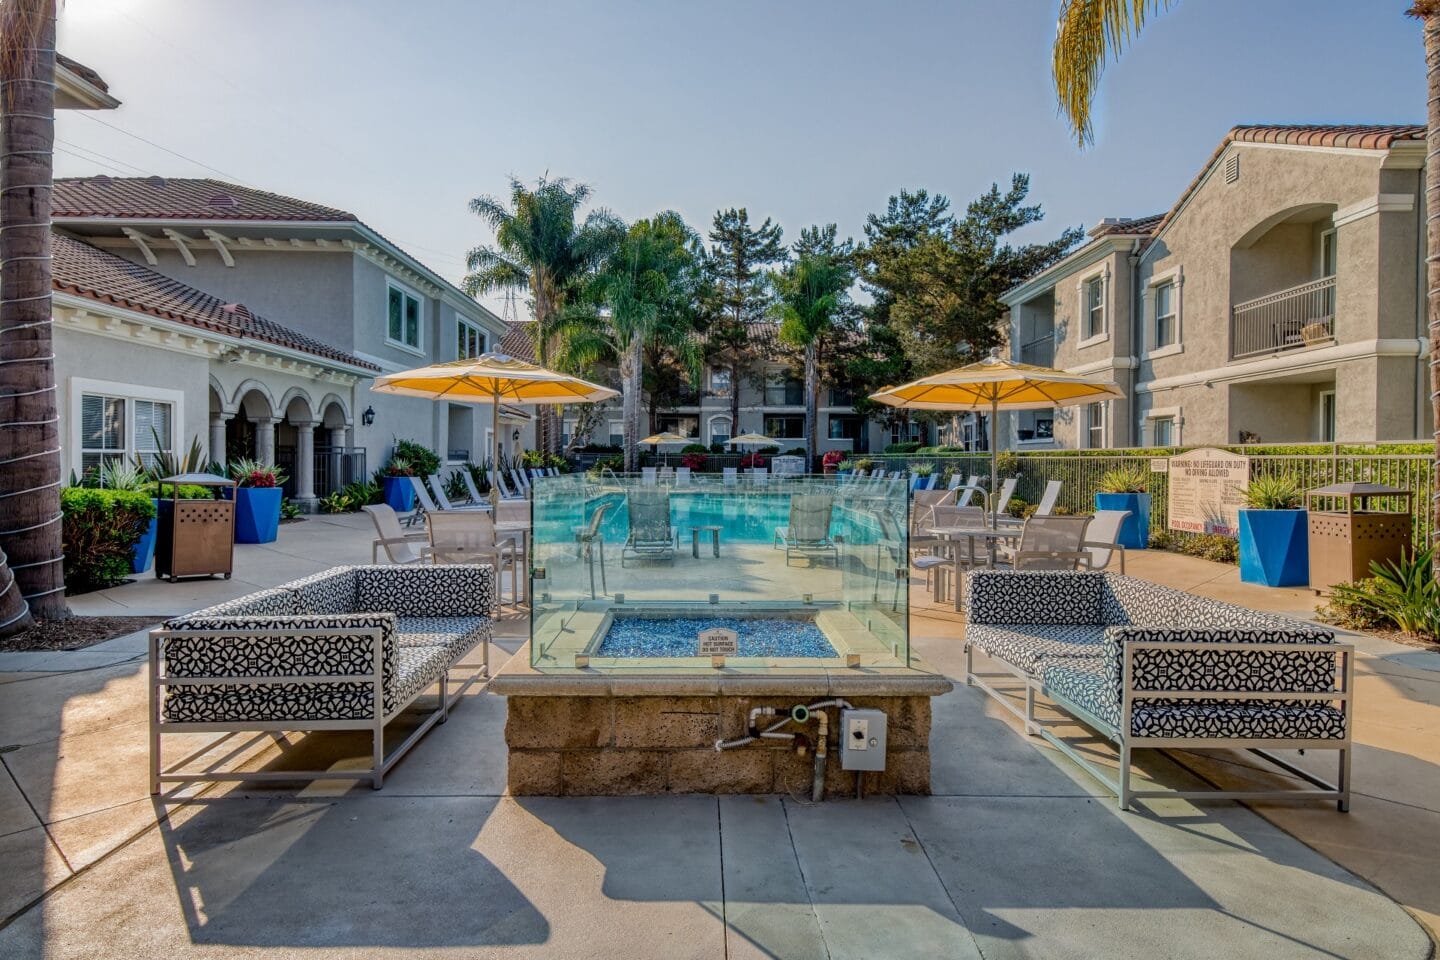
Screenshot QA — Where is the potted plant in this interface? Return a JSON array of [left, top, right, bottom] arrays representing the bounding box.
[[855, 457, 876, 475], [910, 462, 934, 490], [1238, 474, 1309, 587], [1094, 464, 1151, 549], [380, 457, 416, 512], [227, 458, 286, 544], [822, 450, 844, 475], [836, 458, 855, 477]]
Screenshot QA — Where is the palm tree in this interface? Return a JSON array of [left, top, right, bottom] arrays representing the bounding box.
[[774, 225, 855, 469], [0, 0, 61, 634], [1055, 1, 1440, 556], [464, 175, 622, 454], [556, 211, 702, 471]]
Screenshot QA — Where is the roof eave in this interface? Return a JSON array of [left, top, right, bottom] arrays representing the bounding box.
[[1000, 233, 1148, 306], [55, 61, 120, 110]]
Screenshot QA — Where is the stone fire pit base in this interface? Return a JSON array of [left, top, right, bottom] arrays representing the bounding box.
[[489, 647, 953, 797]]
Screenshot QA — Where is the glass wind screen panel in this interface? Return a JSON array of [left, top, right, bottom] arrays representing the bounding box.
[[529, 473, 911, 672]]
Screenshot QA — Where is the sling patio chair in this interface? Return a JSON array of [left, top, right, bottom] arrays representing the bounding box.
[[425, 510, 519, 612], [574, 501, 613, 598], [489, 469, 523, 501], [641, 466, 659, 486], [460, 469, 491, 506], [675, 466, 692, 486], [997, 479, 1063, 528], [1082, 509, 1131, 573], [774, 492, 838, 566], [993, 514, 1094, 571], [362, 503, 432, 564], [426, 474, 490, 513], [955, 475, 982, 506], [912, 504, 988, 609], [621, 489, 678, 566], [722, 467, 739, 485]]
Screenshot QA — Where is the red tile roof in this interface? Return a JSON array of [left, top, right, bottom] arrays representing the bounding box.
[[53, 233, 378, 371], [498, 320, 535, 362], [53, 177, 357, 223], [56, 54, 109, 92], [1151, 123, 1425, 244], [1089, 214, 1164, 237]]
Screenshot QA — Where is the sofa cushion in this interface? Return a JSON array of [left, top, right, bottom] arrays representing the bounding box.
[[288, 567, 359, 615], [391, 644, 451, 710], [355, 564, 495, 618], [395, 615, 491, 662], [1104, 626, 1337, 708], [966, 571, 1103, 625], [169, 587, 298, 625], [1041, 659, 1118, 733], [1131, 702, 1348, 740], [1100, 574, 1178, 627], [162, 613, 397, 679], [967, 622, 1106, 676]]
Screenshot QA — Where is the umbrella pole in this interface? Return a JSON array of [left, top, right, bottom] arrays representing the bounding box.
[[491, 388, 501, 510], [990, 395, 999, 524]]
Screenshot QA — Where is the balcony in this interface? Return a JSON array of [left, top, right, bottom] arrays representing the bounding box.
[[1019, 334, 1054, 367], [1231, 276, 1335, 360]]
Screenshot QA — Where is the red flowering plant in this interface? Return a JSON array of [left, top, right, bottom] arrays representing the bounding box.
[[228, 458, 286, 488], [381, 457, 416, 478], [822, 450, 844, 468], [681, 452, 707, 471], [739, 452, 768, 469]]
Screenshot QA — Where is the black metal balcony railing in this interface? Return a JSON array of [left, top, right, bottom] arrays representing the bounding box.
[[1019, 335, 1054, 367], [1231, 276, 1336, 360]]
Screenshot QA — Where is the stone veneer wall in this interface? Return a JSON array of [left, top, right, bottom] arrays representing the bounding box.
[[505, 694, 934, 796]]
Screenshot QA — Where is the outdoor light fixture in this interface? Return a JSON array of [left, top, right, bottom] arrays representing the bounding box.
[[361, 405, 376, 426], [512, 428, 520, 443]]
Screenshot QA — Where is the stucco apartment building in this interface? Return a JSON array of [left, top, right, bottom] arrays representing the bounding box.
[[1000, 124, 1431, 450], [50, 176, 514, 506]]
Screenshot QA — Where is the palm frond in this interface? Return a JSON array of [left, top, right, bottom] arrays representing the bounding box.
[[1053, 0, 1171, 147]]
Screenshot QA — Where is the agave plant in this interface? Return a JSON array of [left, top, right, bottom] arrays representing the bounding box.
[[134, 431, 208, 482], [1240, 474, 1304, 510], [1325, 546, 1440, 640], [1095, 464, 1148, 494], [98, 460, 146, 491], [228, 458, 286, 489]]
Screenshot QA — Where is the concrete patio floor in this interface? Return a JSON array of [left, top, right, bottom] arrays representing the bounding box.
[[0, 514, 1435, 958]]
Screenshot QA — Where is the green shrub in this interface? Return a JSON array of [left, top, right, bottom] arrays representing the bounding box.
[[1320, 547, 1440, 640], [911, 462, 935, 477], [61, 487, 155, 593], [141, 481, 214, 500], [1148, 530, 1239, 565], [392, 439, 441, 478], [884, 441, 922, 454], [280, 498, 303, 521], [681, 443, 709, 454], [854, 457, 876, 472], [1096, 465, 1148, 493], [1241, 474, 1304, 510]]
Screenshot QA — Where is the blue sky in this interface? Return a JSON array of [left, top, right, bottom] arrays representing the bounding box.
[[56, 0, 1423, 315]]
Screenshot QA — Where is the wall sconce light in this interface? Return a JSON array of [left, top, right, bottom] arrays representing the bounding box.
[[361, 405, 376, 426], [512, 429, 520, 443]]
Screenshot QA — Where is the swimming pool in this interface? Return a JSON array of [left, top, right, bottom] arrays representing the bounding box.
[[595, 615, 838, 658], [535, 490, 888, 546]]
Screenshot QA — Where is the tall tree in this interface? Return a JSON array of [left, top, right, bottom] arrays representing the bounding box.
[[0, 0, 61, 633], [701, 209, 787, 437], [857, 178, 1082, 376], [773, 225, 855, 468], [1054, 0, 1440, 555], [464, 175, 621, 455], [556, 211, 702, 471]]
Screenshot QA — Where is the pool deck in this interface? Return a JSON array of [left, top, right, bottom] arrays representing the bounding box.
[[0, 511, 1436, 957]]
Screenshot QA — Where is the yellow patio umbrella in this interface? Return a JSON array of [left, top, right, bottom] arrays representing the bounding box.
[[725, 433, 780, 449], [870, 349, 1123, 516], [640, 431, 691, 446], [372, 353, 618, 505]]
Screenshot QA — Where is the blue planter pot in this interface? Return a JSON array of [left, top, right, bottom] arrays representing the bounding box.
[[230, 487, 282, 544], [1094, 492, 1151, 549], [131, 498, 159, 573], [382, 475, 415, 513], [1239, 509, 1309, 587], [911, 477, 927, 491]]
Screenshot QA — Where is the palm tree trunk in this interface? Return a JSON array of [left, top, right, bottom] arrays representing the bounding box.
[[1422, 6, 1440, 559], [0, 0, 63, 623], [621, 337, 643, 472], [804, 341, 818, 470], [0, 543, 32, 638]]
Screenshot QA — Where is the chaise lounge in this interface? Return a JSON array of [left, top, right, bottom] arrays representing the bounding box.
[[149, 563, 494, 792], [964, 570, 1352, 810]]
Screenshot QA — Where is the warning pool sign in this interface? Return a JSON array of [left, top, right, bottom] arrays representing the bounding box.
[[1167, 448, 1249, 536]]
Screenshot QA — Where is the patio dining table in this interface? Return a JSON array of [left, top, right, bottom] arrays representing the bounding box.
[[924, 524, 1019, 610]]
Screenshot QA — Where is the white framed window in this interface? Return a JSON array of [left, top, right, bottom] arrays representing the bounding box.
[[608, 421, 624, 447], [457, 317, 485, 359], [1152, 416, 1175, 447], [1318, 390, 1337, 442], [1084, 401, 1107, 449], [386, 280, 423, 352], [1084, 275, 1106, 340], [1154, 281, 1176, 348], [708, 415, 732, 446], [70, 378, 184, 482], [1144, 266, 1184, 359], [708, 368, 732, 397]]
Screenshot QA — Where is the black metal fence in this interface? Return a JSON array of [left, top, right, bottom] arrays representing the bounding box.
[[276, 445, 368, 500]]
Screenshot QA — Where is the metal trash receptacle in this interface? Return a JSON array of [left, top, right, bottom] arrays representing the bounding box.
[[1305, 481, 1413, 594], [155, 472, 237, 583]]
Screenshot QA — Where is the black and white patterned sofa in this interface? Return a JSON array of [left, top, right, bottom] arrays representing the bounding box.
[[964, 570, 1353, 811], [149, 564, 494, 792]]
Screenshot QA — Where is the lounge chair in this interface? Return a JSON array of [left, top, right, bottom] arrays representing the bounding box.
[[993, 514, 1094, 571], [461, 469, 489, 505], [675, 466, 692, 486], [621, 489, 677, 565], [999, 479, 1062, 528], [410, 476, 486, 526], [989, 477, 1019, 519], [722, 467, 738, 486], [511, 468, 531, 493], [911, 504, 988, 608], [1082, 509, 1130, 573], [428, 474, 490, 514], [641, 466, 658, 486], [774, 492, 837, 566], [955, 476, 982, 505], [489, 470, 522, 501], [362, 504, 431, 564]]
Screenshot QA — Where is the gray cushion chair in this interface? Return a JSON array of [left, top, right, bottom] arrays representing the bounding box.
[[149, 563, 494, 792], [964, 570, 1353, 811]]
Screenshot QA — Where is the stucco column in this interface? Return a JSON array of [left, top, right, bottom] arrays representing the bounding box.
[[294, 421, 317, 502], [254, 417, 277, 466], [328, 426, 349, 449], [209, 412, 230, 467]]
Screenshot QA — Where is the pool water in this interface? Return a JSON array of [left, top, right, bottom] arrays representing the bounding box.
[[537, 491, 885, 546], [595, 616, 838, 658]]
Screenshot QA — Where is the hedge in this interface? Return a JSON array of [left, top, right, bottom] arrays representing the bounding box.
[[61, 487, 156, 593]]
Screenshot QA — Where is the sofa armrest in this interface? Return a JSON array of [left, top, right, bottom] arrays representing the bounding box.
[[156, 613, 397, 680], [1104, 626, 1342, 702], [355, 563, 496, 618], [965, 570, 1104, 625]]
